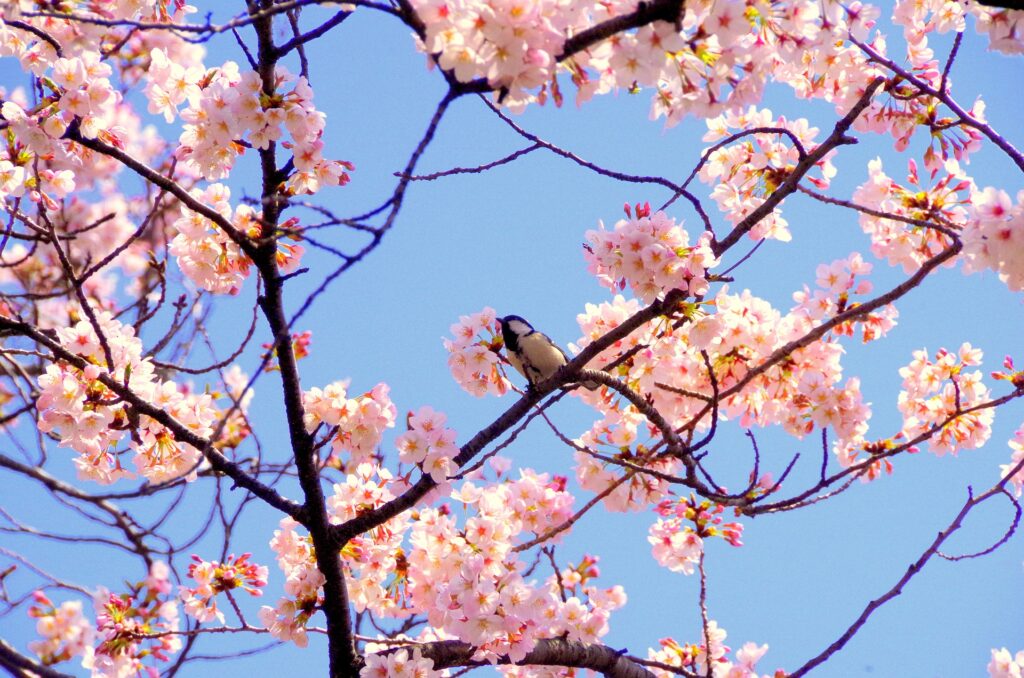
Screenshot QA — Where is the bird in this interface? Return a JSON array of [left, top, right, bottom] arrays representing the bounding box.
[[499, 315, 599, 391]]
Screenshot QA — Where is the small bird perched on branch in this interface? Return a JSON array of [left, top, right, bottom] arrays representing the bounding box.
[[499, 315, 599, 391]]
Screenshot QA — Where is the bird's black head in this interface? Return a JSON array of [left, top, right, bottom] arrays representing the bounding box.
[[499, 315, 533, 351]]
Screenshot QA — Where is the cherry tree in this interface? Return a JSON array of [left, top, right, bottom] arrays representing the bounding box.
[[0, 1, 1022, 677]]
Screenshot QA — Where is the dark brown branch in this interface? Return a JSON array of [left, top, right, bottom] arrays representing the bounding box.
[[403, 638, 655, 678], [249, 4, 357, 674], [0, 637, 75, 678], [938, 488, 1021, 561], [559, 0, 684, 60], [275, 9, 354, 57]]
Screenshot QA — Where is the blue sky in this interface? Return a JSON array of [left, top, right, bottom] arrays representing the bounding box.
[[2, 3, 1023, 677]]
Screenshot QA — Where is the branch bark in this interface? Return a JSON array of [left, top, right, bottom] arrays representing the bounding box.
[[409, 638, 656, 678]]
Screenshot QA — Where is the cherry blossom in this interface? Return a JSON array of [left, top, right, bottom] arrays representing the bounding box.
[[444, 306, 510, 397], [303, 381, 398, 470], [85, 561, 182, 677], [649, 496, 743, 575], [35, 311, 220, 484], [260, 518, 324, 647], [962, 188, 1024, 292], [898, 343, 993, 456], [647, 620, 770, 678], [852, 158, 969, 274], [169, 183, 254, 295], [999, 424, 1024, 498], [360, 647, 441, 678], [396, 406, 460, 484], [990, 647, 1024, 678], [27, 593, 94, 667], [584, 204, 718, 303], [172, 61, 351, 191], [700, 108, 838, 240], [179, 553, 268, 624]]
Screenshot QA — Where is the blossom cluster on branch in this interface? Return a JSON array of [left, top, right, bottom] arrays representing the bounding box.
[[0, 0, 1022, 677]]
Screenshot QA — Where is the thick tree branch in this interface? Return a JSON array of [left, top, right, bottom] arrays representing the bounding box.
[[405, 638, 656, 677], [249, 4, 357, 674], [0, 637, 75, 678]]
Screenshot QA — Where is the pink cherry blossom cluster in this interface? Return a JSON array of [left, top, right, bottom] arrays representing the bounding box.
[[962, 187, 1024, 292], [0, 100, 77, 205], [406, 0, 904, 123], [444, 307, 510, 397], [852, 158, 969, 274], [999, 424, 1024, 498], [685, 288, 871, 443], [0, 48, 118, 155], [169, 183, 254, 295], [50, 52, 119, 138], [0, 88, 160, 211], [895, 0, 1024, 59], [327, 464, 412, 617], [303, 381, 397, 470], [898, 343, 993, 456], [179, 553, 269, 624], [261, 467, 413, 633], [647, 623, 770, 678], [492, 468, 576, 539], [408, 0, 599, 110], [571, 295, 655, 374], [396, 406, 460, 484], [649, 496, 743, 575], [35, 311, 219, 484], [2, 4, 201, 112], [27, 592, 94, 667], [259, 517, 326, 648], [700, 108, 837, 241], [871, 5, 985, 168], [971, 7, 1024, 54], [574, 407, 681, 512], [257, 465, 600, 657], [404, 477, 611, 663], [158, 58, 351, 192], [791, 252, 898, 343], [990, 647, 1024, 678], [361, 647, 441, 678], [569, 288, 871, 490], [584, 205, 718, 303], [86, 561, 182, 678], [0, 13, 200, 199]]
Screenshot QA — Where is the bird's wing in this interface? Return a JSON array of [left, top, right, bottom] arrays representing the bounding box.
[[538, 332, 570, 362]]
